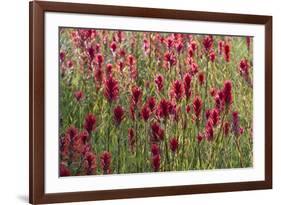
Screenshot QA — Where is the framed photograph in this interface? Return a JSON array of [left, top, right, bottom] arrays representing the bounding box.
[[29, 1, 272, 204]]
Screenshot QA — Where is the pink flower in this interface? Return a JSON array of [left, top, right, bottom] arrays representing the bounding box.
[[74, 90, 84, 102], [150, 122, 164, 142], [205, 119, 214, 141], [83, 113, 96, 134], [210, 108, 220, 126], [113, 105, 125, 126], [164, 51, 176, 67], [218, 40, 224, 55], [239, 59, 250, 81], [104, 75, 119, 103], [169, 137, 179, 153], [110, 41, 117, 54], [209, 50, 216, 62], [96, 53, 104, 68], [59, 51, 65, 62], [106, 63, 113, 75], [155, 74, 164, 92], [100, 151, 111, 174]]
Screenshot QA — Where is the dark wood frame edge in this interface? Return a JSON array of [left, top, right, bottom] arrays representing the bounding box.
[[29, 1, 272, 204]]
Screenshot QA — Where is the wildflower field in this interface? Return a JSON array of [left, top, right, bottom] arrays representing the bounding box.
[[59, 28, 253, 176]]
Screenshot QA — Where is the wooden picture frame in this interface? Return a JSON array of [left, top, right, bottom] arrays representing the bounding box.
[[29, 1, 272, 204]]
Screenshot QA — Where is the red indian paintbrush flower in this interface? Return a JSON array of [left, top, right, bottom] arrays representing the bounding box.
[[150, 121, 164, 142], [141, 105, 150, 122], [197, 132, 204, 144], [218, 40, 224, 55], [170, 80, 184, 102], [96, 53, 104, 68], [209, 50, 216, 62], [203, 35, 213, 52], [198, 72, 205, 86], [169, 137, 179, 153], [151, 143, 160, 156], [66, 125, 78, 140], [222, 80, 233, 106], [59, 51, 65, 62], [60, 163, 71, 177], [157, 99, 171, 120], [74, 90, 84, 102], [127, 54, 136, 67], [239, 58, 250, 82], [205, 119, 214, 141], [100, 151, 111, 174], [210, 108, 220, 127], [164, 51, 176, 67], [193, 96, 203, 120], [146, 96, 156, 112], [110, 41, 117, 54], [83, 151, 97, 175], [113, 105, 125, 126], [131, 85, 142, 106], [106, 63, 113, 75], [224, 122, 230, 136], [104, 75, 119, 103], [128, 128, 135, 152], [94, 68, 103, 87], [223, 42, 231, 62], [151, 154, 161, 172], [155, 74, 164, 92], [232, 111, 243, 137], [183, 73, 192, 99], [83, 113, 96, 134]]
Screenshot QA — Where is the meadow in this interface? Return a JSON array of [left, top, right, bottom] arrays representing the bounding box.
[[59, 28, 253, 176]]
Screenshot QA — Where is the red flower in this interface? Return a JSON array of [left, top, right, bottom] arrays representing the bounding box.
[[131, 85, 142, 106], [186, 104, 191, 113], [151, 154, 161, 172], [223, 42, 231, 62], [239, 59, 250, 81], [151, 143, 160, 156], [209, 50, 216, 62], [141, 105, 150, 122], [60, 163, 71, 177], [83, 113, 96, 134], [157, 99, 171, 120], [224, 122, 230, 136], [94, 68, 103, 86], [218, 40, 224, 55], [106, 63, 113, 75], [193, 96, 203, 120], [183, 73, 192, 99], [83, 151, 97, 175], [66, 125, 78, 140], [96, 53, 104, 67], [203, 35, 213, 52], [104, 75, 119, 103], [210, 108, 220, 126], [164, 51, 176, 67], [150, 122, 164, 142], [154, 74, 164, 92], [74, 90, 84, 102], [113, 105, 125, 126], [197, 132, 204, 144], [198, 72, 205, 86], [232, 111, 242, 137], [110, 41, 117, 54], [127, 54, 136, 66], [59, 51, 65, 62], [222, 80, 233, 106], [169, 137, 179, 153], [146, 96, 156, 112], [128, 128, 135, 152], [170, 80, 184, 102], [190, 40, 197, 51], [205, 119, 214, 141], [100, 151, 111, 174]]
